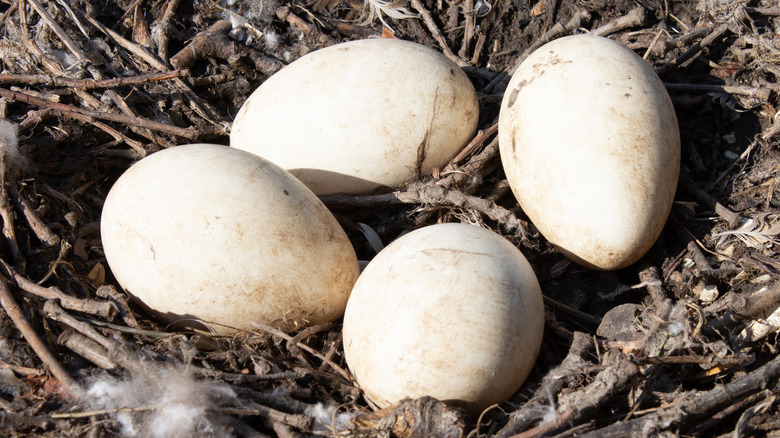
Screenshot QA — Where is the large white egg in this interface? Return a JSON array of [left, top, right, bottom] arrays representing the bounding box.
[[343, 223, 544, 415], [231, 38, 479, 195], [498, 35, 680, 270], [100, 144, 359, 334]]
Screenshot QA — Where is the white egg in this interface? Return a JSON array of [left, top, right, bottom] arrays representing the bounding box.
[[343, 223, 544, 415], [231, 38, 479, 195], [498, 35, 680, 270], [100, 144, 359, 334]]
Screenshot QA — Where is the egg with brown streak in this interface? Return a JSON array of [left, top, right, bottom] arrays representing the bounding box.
[[231, 38, 479, 195]]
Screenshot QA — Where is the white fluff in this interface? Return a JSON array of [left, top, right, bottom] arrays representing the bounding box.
[[50, 49, 80, 69], [306, 402, 357, 431], [85, 364, 235, 437], [264, 31, 280, 50], [0, 119, 28, 173], [362, 0, 417, 29]]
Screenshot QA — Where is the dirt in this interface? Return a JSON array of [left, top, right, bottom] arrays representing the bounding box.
[[0, 0, 779, 436]]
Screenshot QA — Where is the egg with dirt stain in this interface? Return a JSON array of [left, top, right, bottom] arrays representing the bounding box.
[[100, 144, 359, 335], [343, 223, 544, 415], [230, 38, 479, 195], [498, 35, 680, 270]]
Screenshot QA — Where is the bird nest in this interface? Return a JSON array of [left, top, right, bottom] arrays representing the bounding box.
[[0, 0, 779, 436]]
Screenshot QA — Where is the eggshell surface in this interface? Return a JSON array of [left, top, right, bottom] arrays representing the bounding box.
[[231, 38, 479, 195], [100, 144, 359, 334], [498, 35, 680, 270], [343, 223, 544, 415]]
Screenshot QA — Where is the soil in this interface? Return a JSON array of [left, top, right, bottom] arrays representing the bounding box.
[[0, 0, 779, 436]]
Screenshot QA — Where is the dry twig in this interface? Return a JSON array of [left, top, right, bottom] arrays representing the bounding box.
[[321, 181, 527, 237], [0, 87, 218, 139], [0, 277, 79, 396]]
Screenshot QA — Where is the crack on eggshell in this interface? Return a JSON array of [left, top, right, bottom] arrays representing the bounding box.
[[415, 87, 438, 179]]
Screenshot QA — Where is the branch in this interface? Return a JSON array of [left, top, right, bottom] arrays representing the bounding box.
[[576, 352, 780, 436], [0, 87, 216, 139], [0, 277, 80, 396], [320, 182, 528, 237]]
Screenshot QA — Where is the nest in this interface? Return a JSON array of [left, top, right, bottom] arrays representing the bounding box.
[[0, 0, 779, 436]]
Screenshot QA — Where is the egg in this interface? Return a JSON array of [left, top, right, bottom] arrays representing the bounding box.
[[100, 144, 359, 334], [230, 38, 479, 195], [343, 223, 544, 415], [498, 35, 680, 270]]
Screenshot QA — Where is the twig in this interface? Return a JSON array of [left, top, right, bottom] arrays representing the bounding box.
[[0, 359, 45, 376], [509, 351, 640, 437], [409, 0, 468, 67], [744, 7, 780, 16], [95, 285, 140, 329], [575, 352, 780, 436], [19, 3, 66, 76], [0, 70, 183, 88], [276, 5, 313, 34], [0, 87, 216, 139], [592, 6, 648, 37], [341, 396, 467, 437], [0, 412, 71, 431], [230, 386, 313, 416], [0, 259, 117, 319], [44, 300, 115, 351], [638, 353, 751, 367], [83, 317, 170, 338], [708, 139, 758, 190], [194, 368, 308, 384], [0, 1, 18, 33], [82, 12, 167, 70], [287, 322, 335, 353], [251, 322, 352, 382], [152, 0, 182, 62], [50, 401, 313, 430], [220, 403, 314, 431], [655, 23, 731, 77], [85, 118, 147, 156], [81, 13, 229, 128], [58, 330, 116, 370], [691, 389, 771, 437], [704, 282, 780, 336], [9, 181, 60, 247], [52, 0, 168, 149], [169, 20, 282, 74], [0, 184, 25, 272], [437, 136, 500, 188], [320, 182, 528, 237], [0, 276, 79, 396], [170, 20, 234, 69], [26, 0, 87, 64], [638, 265, 668, 307], [688, 184, 743, 228], [763, 116, 780, 141], [664, 82, 771, 100], [459, 0, 476, 59], [443, 122, 499, 169], [497, 331, 596, 437]]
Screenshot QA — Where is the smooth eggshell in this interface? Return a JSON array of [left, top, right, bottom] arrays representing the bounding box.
[[343, 223, 544, 415], [100, 144, 359, 334], [231, 38, 479, 195], [498, 35, 680, 270]]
